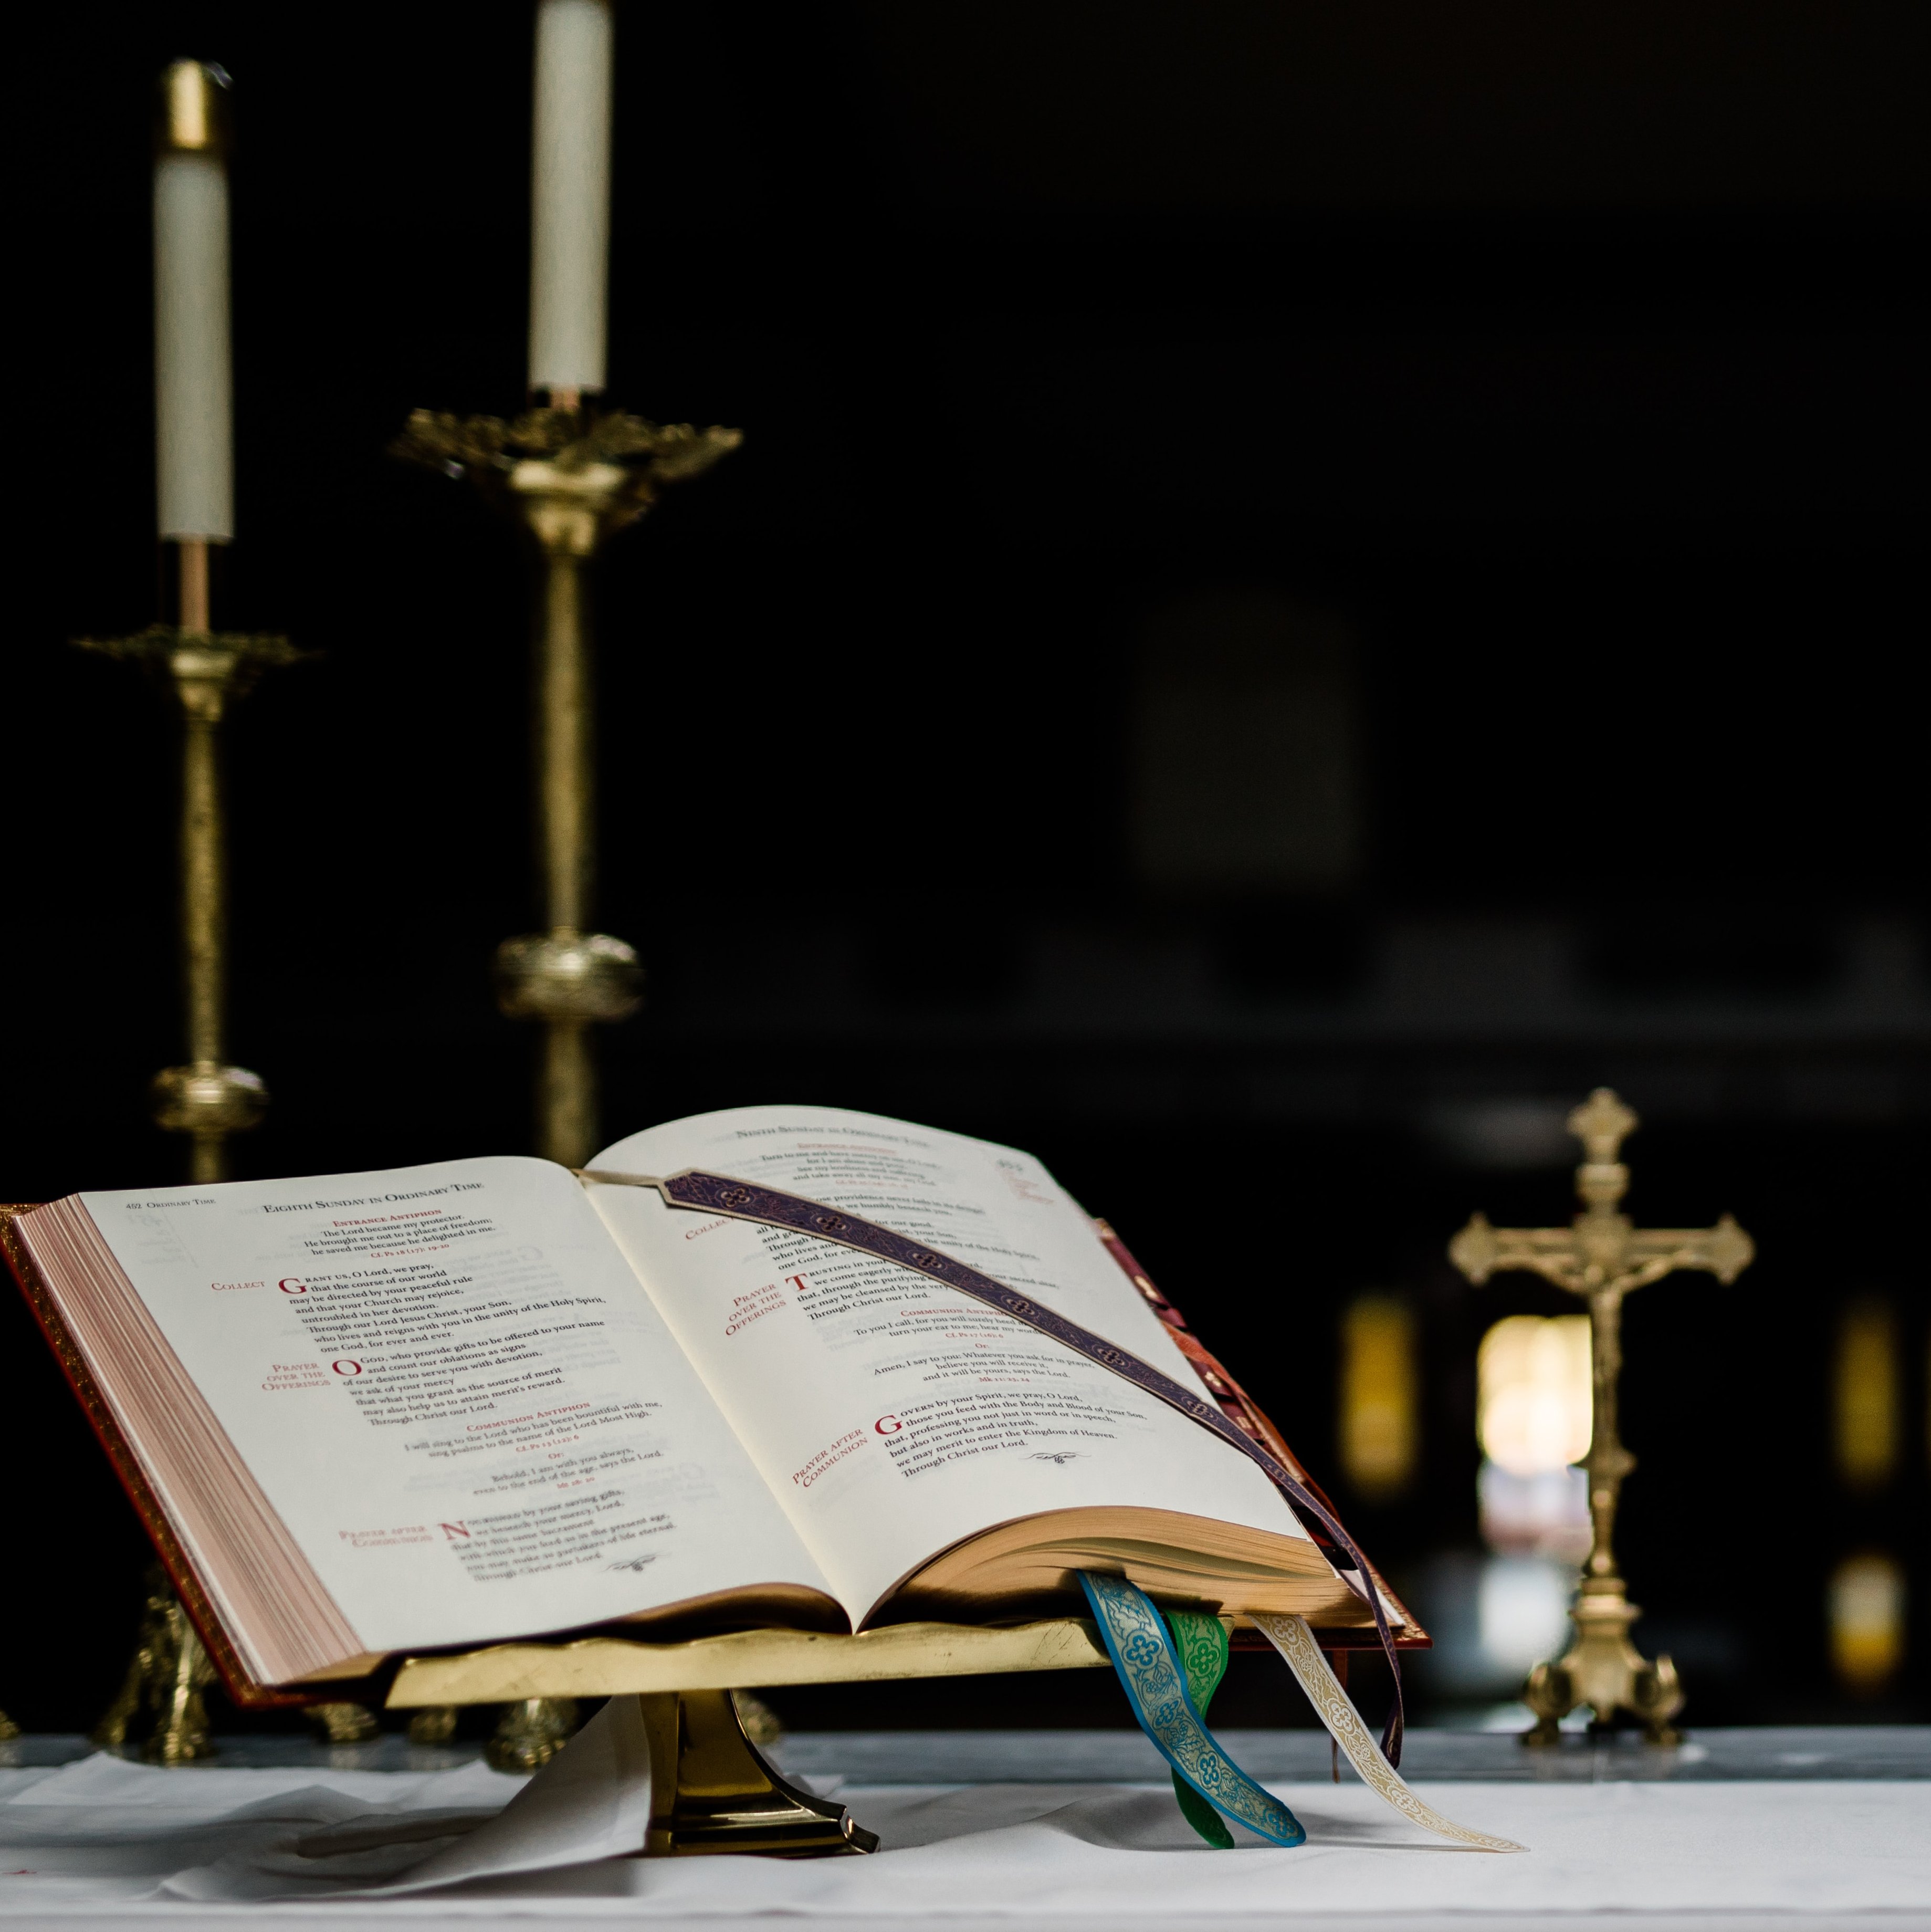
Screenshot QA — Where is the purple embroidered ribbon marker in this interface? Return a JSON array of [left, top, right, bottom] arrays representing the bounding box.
[[580, 1165, 1406, 1766]]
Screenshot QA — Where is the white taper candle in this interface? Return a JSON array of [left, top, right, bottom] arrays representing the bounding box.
[[528, 0, 614, 398], [154, 61, 234, 543]]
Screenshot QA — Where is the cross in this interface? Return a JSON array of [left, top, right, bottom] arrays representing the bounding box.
[[1449, 1089, 1754, 1742]]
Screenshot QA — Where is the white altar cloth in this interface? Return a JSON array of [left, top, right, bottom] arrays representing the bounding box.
[[4, 1749, 1928, 1931]]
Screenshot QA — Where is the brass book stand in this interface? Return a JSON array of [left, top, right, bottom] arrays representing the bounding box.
[[384, 1618, 1119, 1857]]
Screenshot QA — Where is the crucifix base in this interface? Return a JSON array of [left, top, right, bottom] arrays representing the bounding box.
[[1521, 1574, 1684, 1747]]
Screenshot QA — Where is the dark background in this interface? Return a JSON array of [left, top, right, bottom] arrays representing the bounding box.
[[5, 1, 1926, 1734]]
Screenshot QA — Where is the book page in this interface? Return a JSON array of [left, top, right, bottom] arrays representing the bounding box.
[[587, 1106, 1311, 1627], [79, 1157, 831, 1655]]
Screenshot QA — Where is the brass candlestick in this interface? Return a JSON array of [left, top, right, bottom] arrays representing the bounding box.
[[75, 548, 311, 1761], [393, 404, 739, 1168], [394, 402, 737, 1764], [88, 1564, 217, 1765], [1450, 1090, 1754, 1743]]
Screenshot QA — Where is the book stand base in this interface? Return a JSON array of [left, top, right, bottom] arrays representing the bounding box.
[[387, 1618, 1116, 1860], [638, 1688, 877, 1856], [380, 1613, 1403, 1857]]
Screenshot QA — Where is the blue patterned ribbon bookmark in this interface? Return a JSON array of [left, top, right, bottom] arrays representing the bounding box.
[[1079, 1572, 1306, 1849]]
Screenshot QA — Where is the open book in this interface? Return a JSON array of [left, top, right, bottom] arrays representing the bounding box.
[[5, 1105, 1413, 1694]]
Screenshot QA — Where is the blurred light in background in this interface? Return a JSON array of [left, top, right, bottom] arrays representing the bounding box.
[[1416, 1314, 1595, 1697], [1829, 1552, 1907, 1695], [1833, 1299, 1899, 1490], [1477, 1463, 1592, 1565], [1478, 1554, 1576, 1677], [1411, 1548, 1584, 1698], [1337, 1294, 1418, 1500], [1477, 1314, 1592, 1560], [1479, 1315, 1592, 1475]]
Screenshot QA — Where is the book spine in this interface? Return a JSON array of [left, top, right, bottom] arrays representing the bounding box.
[[1090, 1216, 1428, 1651]]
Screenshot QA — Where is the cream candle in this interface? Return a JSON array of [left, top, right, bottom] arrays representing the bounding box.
[[528, 0, 614, 401], [154, 60, 233, 545]]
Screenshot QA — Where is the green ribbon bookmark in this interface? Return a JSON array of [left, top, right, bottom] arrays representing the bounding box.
[[1078, 1571, 1306, 1849], [1163, 1609, 1235, 1848]]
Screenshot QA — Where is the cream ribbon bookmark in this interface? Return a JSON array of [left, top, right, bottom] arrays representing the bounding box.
[[1250, 1612, 1526, 1852]]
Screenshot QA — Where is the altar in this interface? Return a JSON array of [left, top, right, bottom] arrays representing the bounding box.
[[3, 1727, 1928, 1930]]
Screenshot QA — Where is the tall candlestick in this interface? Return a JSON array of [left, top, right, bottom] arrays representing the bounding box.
[[71, 56, 317, 1763], [395, 8, 731, 1760], [528, 0, 614, 400], [154, 61, 233, 547]]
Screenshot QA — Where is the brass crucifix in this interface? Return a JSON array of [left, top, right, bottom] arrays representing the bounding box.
[[1449, 1089, 1754, 1743]]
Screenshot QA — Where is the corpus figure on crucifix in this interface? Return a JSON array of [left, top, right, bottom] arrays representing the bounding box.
[[1450, 1089, 1754, 1743]]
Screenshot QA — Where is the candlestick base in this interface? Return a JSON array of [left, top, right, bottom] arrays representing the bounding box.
[[306, 1701, 382, 1744], [486, 1696, 580, 1773], [91, 1565, 217, 1764], [406, 1704, 460, 1746]]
